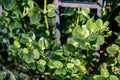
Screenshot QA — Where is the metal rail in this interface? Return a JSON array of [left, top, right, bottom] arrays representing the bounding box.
[[54, 0, 103, 44]]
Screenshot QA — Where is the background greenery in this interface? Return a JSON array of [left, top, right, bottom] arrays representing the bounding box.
[[0, 0, 120, 80]]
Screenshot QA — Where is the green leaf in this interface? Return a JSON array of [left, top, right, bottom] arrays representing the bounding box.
[[61, 8, 75, 16], [72, 26, 88, 40], [107, 44, 119, 55], [30, 12, 41, 24], [37, 64, 45, 72], [115, 36, 120, 45], [79, 64, 87, 74], [88, 33, 98, 41], [86, 19, 94, 32], [71, 58, 80, 66], [96, 19, 103, 29], [109, 75, 119, 80], [103, 21, 109, 29], [55, 68, 66, 75], [97, 35, 105, 45], [27, 62, 36, 70], [0, 71, 6, 80], [81, 8, 90, 19], [66, 44, 76, 52], [115, 15, 120, 27], [3, 0, 16, 10], [20, 34, 30, 44], [25, 52, 34, 63], [38, 59, 46, 66], [23, 48, 29, 54], [33, 49, 40, 59], [67, 38, 79, 47], [81, 8, 90, 14], [53, 61, 63, 68], [14, 41, 21, 48], [9, 73, 16, 80], [67, 63, 74, 68], [47, 4, 55, 17], [100, 69, 109, 78], [38, 37, 49, 50], [93, 75, 106, 80], [27, 31, 35, 40]]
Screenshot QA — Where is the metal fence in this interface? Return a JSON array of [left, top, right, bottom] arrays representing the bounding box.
[[54, 0, 103, 44]]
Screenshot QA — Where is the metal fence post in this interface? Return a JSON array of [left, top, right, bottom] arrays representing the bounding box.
[[54, 0, 61, 44]]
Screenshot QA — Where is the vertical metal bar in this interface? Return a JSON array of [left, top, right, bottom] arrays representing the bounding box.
[[54, 0, 61, 44], [97, 0, 103, 17], [0, 5, 2, 16]]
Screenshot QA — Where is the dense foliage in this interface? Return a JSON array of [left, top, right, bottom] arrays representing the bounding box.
[[0, 0, 120, 80]]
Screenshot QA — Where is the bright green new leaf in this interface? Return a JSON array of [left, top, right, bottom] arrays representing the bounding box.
[[93, 75, 106, 80], [97, 35, 105, 45], [67, 38, 79, 47], [47, 4, 55, 17], [67, 63, 74, 68], [38, 37, 49, 50], [107, 44, 119, 55], [86, 19, 94, 32], [53, 61, 63, 68], [23, 48, 28, 54], [103, 21, 109, 29], [14, 41, 21, 48], [72, 26, 88, 40], [96, 19, 103, 29], [79, 64, 87, 74], [37, 64, 45, 72], [33, 49, 40, 59], [81, 8, 90, 19], [109, 75, 119, 80], [71, 58, 80, 66], [81, 8, 90, 14], [38, 59, 46, 66], [100, 69, 109, 78], [3, 0, 16, 10]]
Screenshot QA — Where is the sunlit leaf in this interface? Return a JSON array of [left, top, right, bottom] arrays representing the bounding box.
[[53, 61, 63, 68], [100, 69, 109, 78], [93, 75, 106, 80], [97, 35, 104, 45], [38, 59, 46, 66], [47, 4, 55, 17], [38, 37, 49, 50], [14, 40, 21, 48], [67, 63, 74, 68], [23, 48, 28, 54], [107, 44, 119, 55], [109, 75, 119, 80], [33, 49, 40, 59]]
